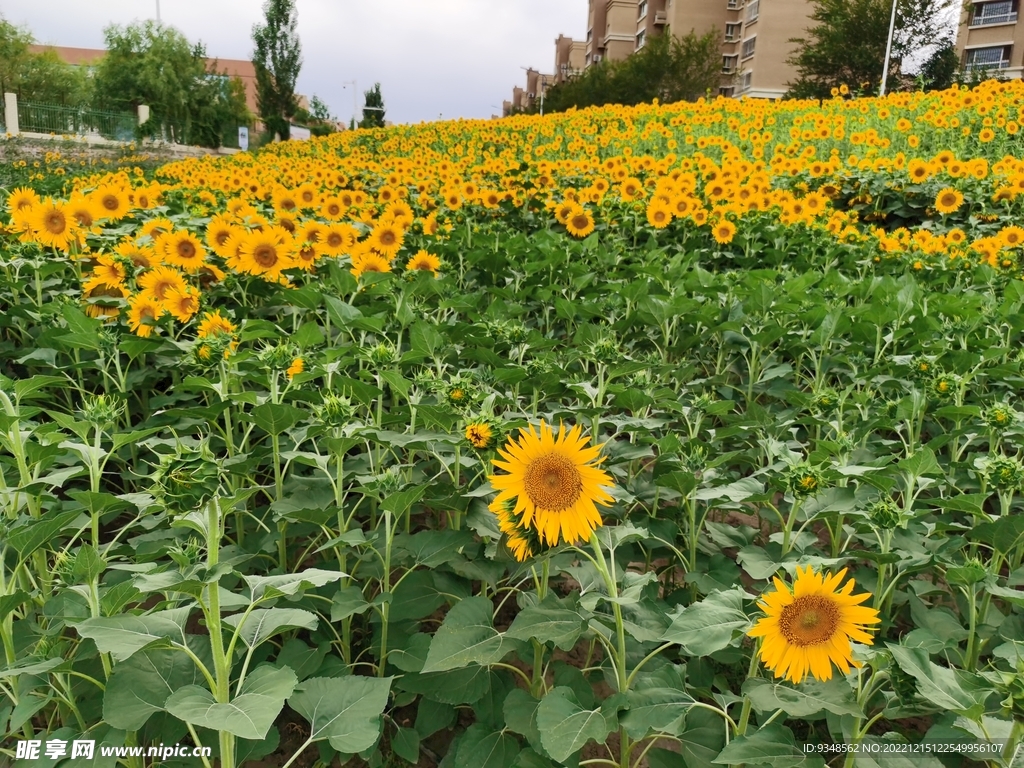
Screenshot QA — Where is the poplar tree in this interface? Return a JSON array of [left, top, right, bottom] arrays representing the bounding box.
[[252, 0, 302, 140]]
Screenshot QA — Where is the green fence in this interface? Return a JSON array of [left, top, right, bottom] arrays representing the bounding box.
[[17, 101, 137, 142]]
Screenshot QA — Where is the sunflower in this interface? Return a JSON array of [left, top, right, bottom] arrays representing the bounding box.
[[466, 422, 493, 449], [29, 199, 79, 250], [92, 186, 131, 221], [713, 219, 737, 245], [239, 227, 294, 280], [65, 195, 103, 232], [646, 201, 672, 229], [935, 188, 964, 215], [320, 195, 347, 220], [368, 222, 404, 258], [490, 499, 538, 562], [321, 223, 357, 257], [351, 250, 393, 279], [138, 265, 188, 302], [206, 215, 238, 258], [91, 255, 128, 286], [6, 187, 40, 214], [115, 240, 156, 269], [565, 207, 595, 238], [747, 566, 880, 684], [126, 293, 164, 338], [82, 277, 126, 319], [163, 286, 200, 323], [286, 357, 304, 380], [406, 250, 441, 276], [489, 421, 615, 547], [196, 309, 237, 339], [159, 230, 207, 272]]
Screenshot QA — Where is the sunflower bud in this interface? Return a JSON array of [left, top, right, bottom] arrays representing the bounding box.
[[317, 393, 356, 428], [811, 388, 840, 415], [984, 456, 1024, 492], [868, 498, 902, 530], [680, 443, 708, 474], [930, 372, 960, 400], [465, 419, 497, 450], [786, 463, 826, 497], [908, 356, 933, 380], [259, 343, 296, 370], [152, 441, 221, 513], [364, 341, 397, 368], [374, 466, 404, 497], [78, 394, 123, 430], [983, 403, 1018, 432], [946, 558, 988, 587]]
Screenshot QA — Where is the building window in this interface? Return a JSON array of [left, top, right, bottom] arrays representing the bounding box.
[[722, 54, 738, 73], [719, 86, 736, 97], [746, 0, 760, 21], [741, 37, 756, 59], [964, 45, 1011, 70], [727, 0, 742, 8], [741, 71, 753, 91], [971, 1, 1017, 26], [587, 28, 593, 42], [637, 29, 646, 49], [725, 23, 742, 41], [638, 0, 648, 19]]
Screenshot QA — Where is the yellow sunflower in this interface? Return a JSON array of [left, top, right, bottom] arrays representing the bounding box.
[[91, 255, 127, 286], [713, 219, 737, 245], [159, 230, 207, 272], [126, 293, 164, 338], [489, 421, 615, 547], [115, 240, 157, 269], [6, 187, 40, 214], [29, 199, 79, 251], [92, 186, 131, 221], [646, 201, 672, 229], [406, 250, 441, 276], [935, 188, 964, 215], [565, 207, 595, 239], [747, 566, 880, 684], [351, 250, 393, 279], [466, 422, 493, 449], [368, 222, 404, 258], [138, 265, 188, 303], [286, 357, 304, 380], [82, 277, 126, 319], [163, 286, 199, 323], [490, 499, 536, 562], [196, 309, 237, 339], [239, 227, 294, 280]]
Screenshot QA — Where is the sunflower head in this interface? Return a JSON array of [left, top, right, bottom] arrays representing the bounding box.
[[465, 420, 496, 450], [488, 420, 615, 547], [747, 565, 880, 684]]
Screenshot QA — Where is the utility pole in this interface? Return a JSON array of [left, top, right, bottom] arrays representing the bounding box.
[[879, 0, 898, 96], [156, 0, 161, 23]]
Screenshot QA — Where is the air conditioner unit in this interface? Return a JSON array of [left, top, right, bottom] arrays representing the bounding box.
[[527, 92, 535, 99], [593, 54, 603, 62], [654, 11, 668, 24]]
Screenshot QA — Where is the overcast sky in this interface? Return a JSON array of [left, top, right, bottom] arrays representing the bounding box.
[[3, 0, 587, 124]]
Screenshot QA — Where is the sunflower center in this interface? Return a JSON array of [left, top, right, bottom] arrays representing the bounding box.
[[523, 453, 583, 512], [253, 245, 278, 267], [44, 211, 67, 234], [327, 233, 343, 247], [571, 214, 589, 230], [177, 240, 197, 259], [379, 230, 397, 246], [101, 195, 120, 211], [779, 596, 840, 646]]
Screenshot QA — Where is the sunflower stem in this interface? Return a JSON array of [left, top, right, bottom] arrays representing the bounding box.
[[588, 531, 628, 694]]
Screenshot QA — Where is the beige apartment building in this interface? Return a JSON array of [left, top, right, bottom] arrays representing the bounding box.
[[585, 0, 812, 98], [955, 0, 1024, 79], [554, 34, 587, 83]]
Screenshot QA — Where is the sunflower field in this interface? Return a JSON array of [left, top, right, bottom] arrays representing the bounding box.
[[2, 79, 1024, 768]]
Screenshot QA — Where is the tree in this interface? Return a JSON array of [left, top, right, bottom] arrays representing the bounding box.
[[293, 94, 339, 136], [252, 0, 302, 140], [93, 22, 250, 148], [919, 41, 958, 91], [538, 30, 720, 114], [787, 0, 954, 99], [360, 83, 386, 128], [0, 15, 90, 105]]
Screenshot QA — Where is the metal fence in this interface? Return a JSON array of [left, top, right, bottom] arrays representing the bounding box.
[[17, 100, 137, 142]]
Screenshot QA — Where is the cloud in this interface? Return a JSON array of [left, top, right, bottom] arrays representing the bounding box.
[[5, 0, 587, 123]]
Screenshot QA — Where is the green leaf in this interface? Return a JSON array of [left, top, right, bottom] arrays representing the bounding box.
[[250, 402, 306, 435], [102, 648, 206, 730], [742, 677, 862, 718], [422, 596, 516, 672], [454, 723, 521, 768], [713, 723, 826, 767], [887, 645, 988, 716], [897, 447, 941, 478], [536, 687, 613, 763], [0, 591, 30, 623], [415, 698, 456, 739], [243, 568, 345, 600], [393, 725, 421, 763], [331, 586, 372, 622], [620, 665, 695, 739], [223, 608, 319, 648], [661, 588, 749, 655], [72, 544, 106, 584], [381, 485, 427, 516], [164, 664, 297, 740], [397, 665, 491, 704], [288, 675, 393, 753], [323, 294, 363, 326], [505, 593, 590, 651], [72, 612, 185, 661], [6, 509, 83, 558], [676, 708, 728, 768], [0, 657, 65, 680]]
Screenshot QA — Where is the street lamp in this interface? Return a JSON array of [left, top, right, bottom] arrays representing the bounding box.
[[879, 0, 898, 97], [156, 0, 161, 23]]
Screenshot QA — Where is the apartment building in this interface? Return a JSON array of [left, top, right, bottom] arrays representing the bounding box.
[[554, 34, 587, 83], [955, 0, 1024, 79], [588, 0, 812, 98]]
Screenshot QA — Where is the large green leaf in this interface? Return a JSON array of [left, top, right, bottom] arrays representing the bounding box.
[[250, 402, 306, 435], [454, 723, 521, 768], [620, 665, 694, 739], [505, 593, 590, 651], [422, 596, 516, 672], [102, 648, 206, 730], [743, 677, 862, 718], [224, 608, 319, 648], [661, 588, 749, 655], [288, 675, 393, 753], [536, 687, 613, 763], [713, 723, 826, 767], [164, 664, 296, 740], [242, 568, 345, 600], [72, 612, 186, 661], [887, 645, 988, 716]]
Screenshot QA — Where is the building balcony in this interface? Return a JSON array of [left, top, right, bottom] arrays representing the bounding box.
[[969, 11, 1018, 26], [964, 59, 1010, 71]]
